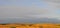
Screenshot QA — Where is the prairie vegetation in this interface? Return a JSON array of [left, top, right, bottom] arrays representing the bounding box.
[[0, 23, 60, 28]]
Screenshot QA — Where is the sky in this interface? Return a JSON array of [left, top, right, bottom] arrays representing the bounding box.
[[0, 0, 60, 19]]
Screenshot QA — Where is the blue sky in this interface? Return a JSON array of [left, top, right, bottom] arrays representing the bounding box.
[[0, 0, 60, 19]]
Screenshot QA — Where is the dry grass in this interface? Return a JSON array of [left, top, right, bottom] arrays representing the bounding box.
[[0, 23, 60, 28]]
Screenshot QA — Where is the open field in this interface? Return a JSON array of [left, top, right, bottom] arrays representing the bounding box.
[[0, 23, 60, 28]]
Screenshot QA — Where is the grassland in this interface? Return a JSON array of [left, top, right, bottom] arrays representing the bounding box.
[[0, 23, 60, 28]]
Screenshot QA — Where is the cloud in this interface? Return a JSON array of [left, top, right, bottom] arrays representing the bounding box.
[[0, 6, 60, 19], [42, 0, 60, 3], [0, 0, 18, 6], [41, 0, 60, 9], [0, 6, 49, 18], [0, 0, 60, 19]]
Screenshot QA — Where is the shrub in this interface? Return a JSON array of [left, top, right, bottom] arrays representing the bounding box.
[[40, 26, 43, 28], [1, 24, 7, 25]]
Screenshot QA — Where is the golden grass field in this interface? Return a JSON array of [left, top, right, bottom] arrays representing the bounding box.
[[0, 23, 60, 28]]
